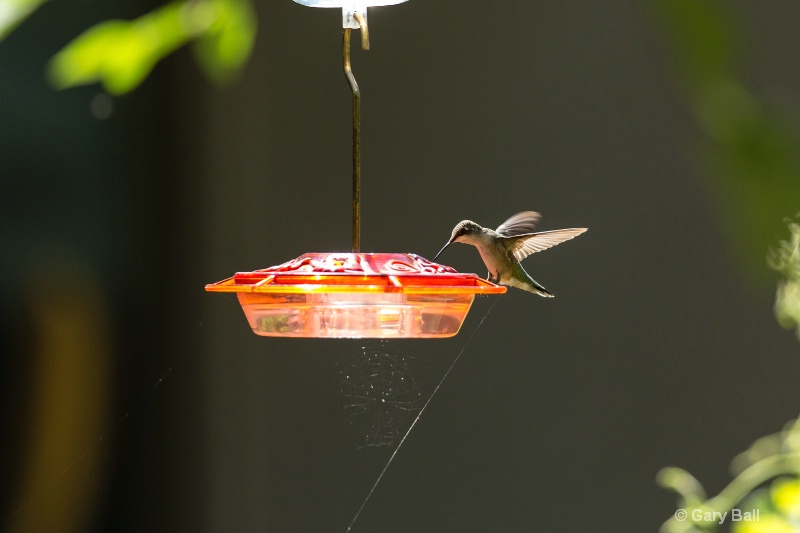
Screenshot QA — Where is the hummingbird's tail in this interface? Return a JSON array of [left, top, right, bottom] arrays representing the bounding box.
[[521, 277, 554, 298], [507, 264, 554, 297]]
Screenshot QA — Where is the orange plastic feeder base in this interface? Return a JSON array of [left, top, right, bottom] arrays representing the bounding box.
[[205, 252, 506, 338]]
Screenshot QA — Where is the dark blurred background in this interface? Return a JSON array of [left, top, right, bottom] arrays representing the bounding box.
[[2, 0, 800, 532]]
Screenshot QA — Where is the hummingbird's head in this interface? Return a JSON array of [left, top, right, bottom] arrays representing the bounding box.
[[432, 220, 483, 262], [449, 220, 483, 244]]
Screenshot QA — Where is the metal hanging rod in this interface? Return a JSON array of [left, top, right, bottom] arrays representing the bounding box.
[[343, 13, 368, 252]]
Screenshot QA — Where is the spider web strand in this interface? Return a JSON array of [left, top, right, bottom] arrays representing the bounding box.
[[345, 295, 501, 532]]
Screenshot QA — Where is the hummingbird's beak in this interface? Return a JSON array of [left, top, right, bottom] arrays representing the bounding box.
[[432, 239, 453, 262]]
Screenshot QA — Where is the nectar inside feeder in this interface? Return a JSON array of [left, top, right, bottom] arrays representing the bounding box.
[[206, 253, 505, 338], [206, 0, 506, 338]]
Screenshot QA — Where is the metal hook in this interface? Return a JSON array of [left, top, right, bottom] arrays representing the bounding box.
[[342, 7, 370, 50], [353, 11, 369, 50]]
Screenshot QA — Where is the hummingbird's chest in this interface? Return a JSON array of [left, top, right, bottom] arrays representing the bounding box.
[[475, 239, 512, 276]]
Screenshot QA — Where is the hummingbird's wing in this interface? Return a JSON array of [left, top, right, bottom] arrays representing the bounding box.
[[508, 228, 588, 262], [495, 211, 541, 237]]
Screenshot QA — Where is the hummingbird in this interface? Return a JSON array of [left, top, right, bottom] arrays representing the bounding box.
[[432, 211, 587, 297]]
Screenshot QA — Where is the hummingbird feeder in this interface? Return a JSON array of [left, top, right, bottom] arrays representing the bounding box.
[[205, 0, 506, 338]]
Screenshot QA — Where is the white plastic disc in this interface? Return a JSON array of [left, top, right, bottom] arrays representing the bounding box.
[[293, 0, 407, 7]]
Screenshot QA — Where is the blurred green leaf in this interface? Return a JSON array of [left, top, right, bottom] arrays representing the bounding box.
[[48, 2, 189, 94], [654, 0, 740, 86], [732, 431, 786, 475], [771, 477, 800, 519], [652, 0, 800, 280], [47, 0, 256, 95], [731, 478, 800, 533], [660, 420, 800, 533], [769, 219, 800, 337], [657, 466, 707, 506], [0, 0, 48, 41], [733, 512, 795, 533], [193, 0, 257, 84]]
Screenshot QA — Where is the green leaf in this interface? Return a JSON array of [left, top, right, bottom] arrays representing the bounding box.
[[48, 2, 193, 94], [0, 0, 48, 41], [771, 477, 800, 518], [192, 0, 257, 84], [46, 0, 256, 95], [653, 0, 741, 86], [769, 220, 800, 337], [652, 0, 800, 279], [657, 466, 708, 505]]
